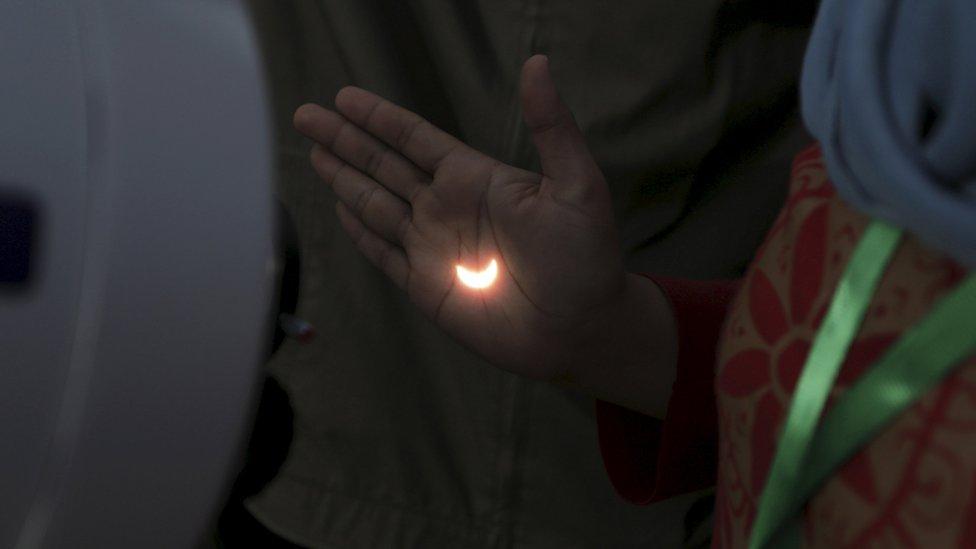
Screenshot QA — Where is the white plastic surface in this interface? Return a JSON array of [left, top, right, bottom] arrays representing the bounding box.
[[0, 1, 273, 547]]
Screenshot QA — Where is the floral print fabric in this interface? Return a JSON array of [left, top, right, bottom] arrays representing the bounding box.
[[599, 144, 976, 548]]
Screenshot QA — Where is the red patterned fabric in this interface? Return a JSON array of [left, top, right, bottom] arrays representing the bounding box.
[[597, 144, 976, 548]]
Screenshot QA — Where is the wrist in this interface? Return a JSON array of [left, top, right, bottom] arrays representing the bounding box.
[[559, 273, 678, 418]]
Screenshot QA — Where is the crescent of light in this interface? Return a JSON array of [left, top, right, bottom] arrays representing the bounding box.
[[455, 258, 499, 289]]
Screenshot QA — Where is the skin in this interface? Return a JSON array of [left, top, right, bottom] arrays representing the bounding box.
[[294, 54, 678, 417]]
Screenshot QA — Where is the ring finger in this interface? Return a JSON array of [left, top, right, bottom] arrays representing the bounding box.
[[310, 144, 413, 246], [295, 104, 430, 204]]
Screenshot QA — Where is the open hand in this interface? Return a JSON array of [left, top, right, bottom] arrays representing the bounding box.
[[294, 55, 630, 382]]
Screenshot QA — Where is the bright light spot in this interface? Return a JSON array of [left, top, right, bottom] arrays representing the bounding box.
[[456, 258, 498, 289]]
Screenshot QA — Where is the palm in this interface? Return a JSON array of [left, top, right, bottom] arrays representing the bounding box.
[[295, 55, 626, 379], [406, 155, 624, 377]]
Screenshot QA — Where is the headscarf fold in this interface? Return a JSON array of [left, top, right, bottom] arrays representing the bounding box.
[[801, 0, 976, 267]]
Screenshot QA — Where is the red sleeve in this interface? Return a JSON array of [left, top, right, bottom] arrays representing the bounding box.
[[595, 276, 740, 504]]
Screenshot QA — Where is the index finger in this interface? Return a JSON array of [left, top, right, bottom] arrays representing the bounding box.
[[334, 86, 468, 174]]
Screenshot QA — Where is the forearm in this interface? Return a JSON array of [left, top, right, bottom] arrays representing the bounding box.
[[555, 273, 679, 418]]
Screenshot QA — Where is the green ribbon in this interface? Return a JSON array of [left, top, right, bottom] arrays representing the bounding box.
[[763, 273, 976, 547], [748, 220, 903, 549], [749, 219, 976, 548]]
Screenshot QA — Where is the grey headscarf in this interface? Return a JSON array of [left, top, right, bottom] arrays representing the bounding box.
[[801, 0, 976, 267]]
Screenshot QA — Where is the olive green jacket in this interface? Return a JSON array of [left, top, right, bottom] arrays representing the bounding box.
[[243, 1, 813, 546]]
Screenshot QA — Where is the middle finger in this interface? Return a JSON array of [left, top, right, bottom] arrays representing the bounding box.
[[310, 144, 414, 246], [296, 104, 430, 204]]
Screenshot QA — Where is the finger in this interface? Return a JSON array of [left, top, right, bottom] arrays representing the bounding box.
[[333, 86, 470, 174], [519, 55, 603, 188], [335, 200, 410, 291], [294, 103, 429, 204], [311, 144, 414, 246]]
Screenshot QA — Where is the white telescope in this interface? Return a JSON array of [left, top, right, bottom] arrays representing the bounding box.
[[0, 1, 274, 547]]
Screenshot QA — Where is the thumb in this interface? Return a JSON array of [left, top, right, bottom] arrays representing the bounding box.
[[520, 54, 602, 190]]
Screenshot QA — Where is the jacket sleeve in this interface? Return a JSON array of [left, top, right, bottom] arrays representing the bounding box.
[[596, 276, 740, 504]]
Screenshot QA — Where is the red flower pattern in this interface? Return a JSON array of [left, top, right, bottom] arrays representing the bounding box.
[[709, 145, 976, 548]]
